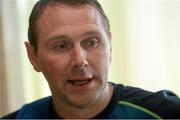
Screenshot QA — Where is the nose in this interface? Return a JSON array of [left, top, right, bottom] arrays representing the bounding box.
[[71, 45, 88, 70]]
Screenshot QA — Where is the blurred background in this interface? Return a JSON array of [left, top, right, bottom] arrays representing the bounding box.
[[0, 0, 180, 117]]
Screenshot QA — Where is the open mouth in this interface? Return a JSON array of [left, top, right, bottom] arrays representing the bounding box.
[[68, 78, 93, 86]]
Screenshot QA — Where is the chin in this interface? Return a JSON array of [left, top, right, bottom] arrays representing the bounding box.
[[69, 99, 97, 109], [67, 92, 100, 109]]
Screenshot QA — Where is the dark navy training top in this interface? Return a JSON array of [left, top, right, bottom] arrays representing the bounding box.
[[2, 83, 180, 119]]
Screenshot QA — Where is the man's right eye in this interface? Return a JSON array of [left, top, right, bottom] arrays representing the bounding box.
[[54, 43, 71, 52], [56, 44, 66, 50]]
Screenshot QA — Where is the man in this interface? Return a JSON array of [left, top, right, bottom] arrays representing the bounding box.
[[2, 0, 180, 119]]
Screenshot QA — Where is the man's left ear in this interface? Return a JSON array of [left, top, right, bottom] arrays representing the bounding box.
[[108, 32, 112, 62]]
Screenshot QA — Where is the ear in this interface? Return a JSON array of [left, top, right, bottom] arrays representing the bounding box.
[[25, 41, 41, 72], [108, 32, 112, 62]]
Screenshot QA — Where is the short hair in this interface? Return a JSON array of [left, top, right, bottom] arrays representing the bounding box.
[[28, 0, 110, 53]]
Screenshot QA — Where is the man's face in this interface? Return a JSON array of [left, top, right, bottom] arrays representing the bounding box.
[[26, 5, 111, 108]]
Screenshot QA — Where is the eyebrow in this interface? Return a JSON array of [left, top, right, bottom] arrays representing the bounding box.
[[82, 30, 102, 37], [49, 35, 69, 41], [48, 30, 103, 41]]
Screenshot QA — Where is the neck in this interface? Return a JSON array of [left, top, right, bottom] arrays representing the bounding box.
[[53, 83, 113, 119]]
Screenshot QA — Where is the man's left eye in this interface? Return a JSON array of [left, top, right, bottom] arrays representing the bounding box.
[[85, 39, 98, 48]]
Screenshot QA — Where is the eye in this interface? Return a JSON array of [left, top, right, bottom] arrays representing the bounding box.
[[56, 44, 66, 50], [53, 41, 72, 52], [83, 38, 98, 48]]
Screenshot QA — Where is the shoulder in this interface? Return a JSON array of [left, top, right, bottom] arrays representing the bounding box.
[[1, 110, 19, 119], [1, 96, 52, 119], [112, 83, 180, 118]]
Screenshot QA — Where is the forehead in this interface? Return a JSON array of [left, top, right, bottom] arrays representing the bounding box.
[[35, 4, 106, 41], [37, 4, 103, 29]]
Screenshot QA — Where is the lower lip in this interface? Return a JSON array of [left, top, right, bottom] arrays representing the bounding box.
[[68, 78, 94, 89]]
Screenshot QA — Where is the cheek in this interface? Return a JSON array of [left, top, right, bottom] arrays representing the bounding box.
[[90, 49, 111, 76], [39, 57, 71, 94], [38, 55, 70, 81]]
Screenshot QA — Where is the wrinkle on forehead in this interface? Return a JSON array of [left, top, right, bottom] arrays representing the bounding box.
[[36, 4, 107, 42], [37, 5, 100, 29]]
